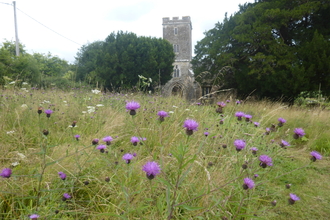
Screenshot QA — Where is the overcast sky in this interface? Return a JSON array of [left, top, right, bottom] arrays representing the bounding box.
[[0, 0, 254, 63]]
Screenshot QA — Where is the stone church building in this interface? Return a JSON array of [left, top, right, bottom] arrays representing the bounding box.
[[161, 16, 202, 101]]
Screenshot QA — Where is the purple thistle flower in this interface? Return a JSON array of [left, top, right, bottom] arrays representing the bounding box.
[[217, 102, 226, 108], [131, 136, 140, 146], [235, 111, 244, 121], [157, 111, 169, 122], [96, 145, 107, 153], [280, 140, 290, 148], [62, 193, 71, 201], [254, 174, 259, 178], [289, 193, 300, 204], [29, 214, 40, 219], [310, 151, 322, 162], [92, 138, 99, 145], [44, 109, 53, 118], [126, 101, 140, 115], [122, 153, 134, 164], [243, 178, 255, 189], [74, 134, 80, 141], [0, 168, 12, 178], [251, 147, 258, 155], [259, 155, 273, 168], [244, 114, 252, 122], [183, 119, 199, 135], [253, 122, 260, 127], [58, 172, 66, 180], [236, 100, 241, 104], [278, 117, 286, 126], [142, 161, 161, 180], [103, 136, 113, 145], [235, 111, 245, 117], [204, 132, 209, 137], [244, 114, 252, 119], [157, 111, 169, 118], [234, 139, 246, 151], [293, 128, 305, 139]]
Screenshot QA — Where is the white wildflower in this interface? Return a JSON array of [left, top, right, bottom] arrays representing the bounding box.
[[82, 111, 87, 114], [87, 106, 96, 114], [11, 162, 20, 167], [173, 105, 178, 108], [63, 101, 67, 103], [91, 89, 101, 94], [9, 81, 15, 84], [21, 104, 28, 108], [185, 109, 190, 111], [7, 131, 15, 134], [17, 152, 26, 159], [43, 100, 50, 104], [22, 82, 28, 85], [169, 111, 174, 114], [96, 104, 104, 107]]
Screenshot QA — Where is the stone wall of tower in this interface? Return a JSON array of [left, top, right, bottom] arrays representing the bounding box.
[[162, 16, 192, 77]]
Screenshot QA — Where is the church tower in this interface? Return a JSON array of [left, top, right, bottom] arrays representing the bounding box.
[[162, 16, 201, 101], [162, 16, 193, 78]]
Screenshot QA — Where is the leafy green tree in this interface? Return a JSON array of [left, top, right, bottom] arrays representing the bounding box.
[[0, 40, 40, 85], [75, 31, 175, 90], [192, 0, 330, 100]]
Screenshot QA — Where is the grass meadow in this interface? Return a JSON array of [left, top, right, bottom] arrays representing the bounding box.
[[0, 86, 329, 219]]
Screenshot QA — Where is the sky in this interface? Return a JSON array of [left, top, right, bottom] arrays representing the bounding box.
[[0, 0, 254, 64]]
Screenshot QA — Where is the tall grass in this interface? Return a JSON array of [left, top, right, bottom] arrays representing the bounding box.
[[0, 87, 329, 219]]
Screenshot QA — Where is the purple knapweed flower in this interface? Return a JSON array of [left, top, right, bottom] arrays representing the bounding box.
[[217, 102, 226, 107], [310, 151, 322, 162], [0, 168, 12, 178], [92, 138, 99, 145], [235, 111, 245, 121], [44, 109, 53, 118], [234, 139, 246, 151], [96, 145, 107, 153], [183, 119, 199, 135], [253, 122, 260, 127], [122, 153, 134, 164], [244, 114, 252, 122], [29, 214, 40, 219], [74, 134, 80, 141], [126, 101, 140, 115], [280, 140, 290, 148], [293, 128, 305, 139], [236, 100, 241, 104], [103, 136, 113, 145], [142, 161, 161, 180], [265, 127, 271, 135], [62, 193, 71, 201], [204, 132, 209, 137], [131, 136, 140, 146], [243, 178, 255, 189], [251, 147, 258, 155], [254, 174, 259, 178], [259, 155, 273, 168], [278, 117, 286, 127], [58, 172, 66, 180], [157, 111, 169, 122], [216, 102, 226, 113], [289, 193, 300, 204]]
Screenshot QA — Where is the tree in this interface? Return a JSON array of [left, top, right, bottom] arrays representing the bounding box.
[[192, 0, 330, 100], [75, 31, 175, 90]]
